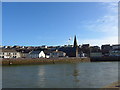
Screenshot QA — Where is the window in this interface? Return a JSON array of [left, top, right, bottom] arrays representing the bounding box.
[[7, 53, 10, 55], [13, 53, 17, 55], [13, 56, 16, 58]]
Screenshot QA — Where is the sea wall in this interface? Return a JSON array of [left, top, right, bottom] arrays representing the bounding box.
[[1, 57, 90, 65], [91, 56, 119, 62]]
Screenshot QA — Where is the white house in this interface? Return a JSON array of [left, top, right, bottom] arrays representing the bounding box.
[[50, 50, 66, 57], [29, 50, 46, 58], [0, 49, 21, 58]]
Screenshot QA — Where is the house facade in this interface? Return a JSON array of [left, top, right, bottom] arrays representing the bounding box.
[[29, 50, 45, 58], [109, 50, 120, 56], [50, 50, 66, 57], [90, 52, 103, 57], [112, 44, 120, 50], [101, 44, 112, 56], [18, 50, 31, 58], [0, 49, 21, 58]]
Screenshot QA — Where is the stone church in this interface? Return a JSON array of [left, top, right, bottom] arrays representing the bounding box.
[[58, 35, 79, 57]]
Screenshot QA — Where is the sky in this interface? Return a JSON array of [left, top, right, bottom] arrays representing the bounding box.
[[2, 2, 118, 46]]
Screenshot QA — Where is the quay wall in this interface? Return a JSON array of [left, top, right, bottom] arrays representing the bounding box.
[[1, 57, 90, 65], [90, 56, 119, 62]]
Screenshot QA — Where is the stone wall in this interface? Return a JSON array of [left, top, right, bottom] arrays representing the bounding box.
[[1, 57, 90, 65]]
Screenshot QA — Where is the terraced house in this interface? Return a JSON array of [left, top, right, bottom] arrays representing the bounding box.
[[0, 49, 21, 58]]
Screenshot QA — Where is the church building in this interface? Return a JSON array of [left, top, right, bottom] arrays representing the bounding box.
[[73, 35, 78, 57], [58, 35, 79, 57]]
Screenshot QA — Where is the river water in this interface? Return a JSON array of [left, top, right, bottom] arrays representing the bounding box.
[[2, 62, 119, 88]]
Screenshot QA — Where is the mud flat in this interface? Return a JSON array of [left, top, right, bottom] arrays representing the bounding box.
[[1, 57, 90, 65]]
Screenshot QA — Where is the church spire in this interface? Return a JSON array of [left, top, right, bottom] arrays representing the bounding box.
[[73, 35, 78, 47]]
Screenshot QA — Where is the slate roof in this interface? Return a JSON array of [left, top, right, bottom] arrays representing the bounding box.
[[44, 50, 52, 55], [1, 49, 18, 52], [17, 49, 31, 53], [58, 47, 77, 57], [30, 50, 42, 54], [30, 48, 54, 55], [52, 51, 65, 53]]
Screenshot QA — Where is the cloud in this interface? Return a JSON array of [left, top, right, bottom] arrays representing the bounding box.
[[84, 15, 117, 35], [107, 2, 118, 13], [79, 36, 118, 46], [79, 2, 118, 46]]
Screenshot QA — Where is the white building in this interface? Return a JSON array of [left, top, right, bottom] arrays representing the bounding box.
[[20, 50, 30, 58], [0, 49, 21, 58], [29, 50, 46, 58], [50, 50, 66, 57]]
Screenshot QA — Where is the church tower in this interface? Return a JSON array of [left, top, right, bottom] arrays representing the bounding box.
[[73, 35, 77, 47], [73, 35, 78, 57]]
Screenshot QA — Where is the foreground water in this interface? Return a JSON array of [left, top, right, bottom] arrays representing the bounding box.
[[2, 62, 119, 88]]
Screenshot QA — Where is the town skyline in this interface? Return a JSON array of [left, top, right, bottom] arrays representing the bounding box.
[[1, 35, 120, 59], [2, 35, 118, 47], [2, 2, 118, 46]]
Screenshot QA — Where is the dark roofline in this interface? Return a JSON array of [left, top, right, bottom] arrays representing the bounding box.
[[1, 48, 17, 52]]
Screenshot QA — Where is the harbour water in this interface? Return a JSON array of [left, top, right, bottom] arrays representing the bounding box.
[[2, 62, 119, 88]]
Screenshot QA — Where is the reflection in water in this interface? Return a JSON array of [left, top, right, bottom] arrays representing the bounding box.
[[2, 62, 118, 88], [73, 64, 80, 88], [37, 66, 45, 87], [73, 67, 79, 76]]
